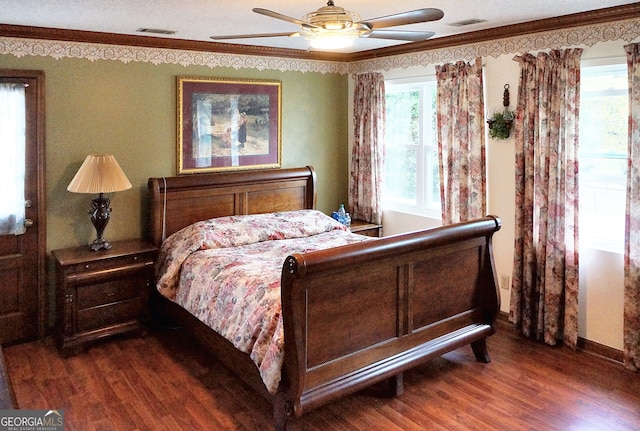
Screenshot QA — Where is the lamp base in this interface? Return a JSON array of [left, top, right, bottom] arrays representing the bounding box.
[[89, 237, 112, 251], [89, 193, 113, 252]]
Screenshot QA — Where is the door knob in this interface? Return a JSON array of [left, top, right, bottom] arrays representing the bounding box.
[[24, 218, 34, 227]]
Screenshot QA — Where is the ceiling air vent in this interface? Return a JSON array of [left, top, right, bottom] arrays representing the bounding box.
[[449, 19, 487, 27], [136, 28, 177, 35]]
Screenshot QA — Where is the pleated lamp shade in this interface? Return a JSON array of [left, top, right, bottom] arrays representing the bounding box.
[[67, 154, 132, 194]]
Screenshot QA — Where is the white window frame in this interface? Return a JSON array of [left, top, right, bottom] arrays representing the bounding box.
[[579, 58, 628, 254], [382, 76, 441, 219]]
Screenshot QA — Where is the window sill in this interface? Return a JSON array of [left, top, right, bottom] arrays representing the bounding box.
[[580, 242, 623, 255], [381, 206, 441, 221]]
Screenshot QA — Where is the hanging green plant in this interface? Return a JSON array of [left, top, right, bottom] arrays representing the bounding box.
[[487, 83, 515, 140], [487, 110, 515, 140]]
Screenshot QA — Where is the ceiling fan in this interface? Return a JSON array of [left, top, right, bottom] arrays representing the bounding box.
[[210, 1, 444, 50]]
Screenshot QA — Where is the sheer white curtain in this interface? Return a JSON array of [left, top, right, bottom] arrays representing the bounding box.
[[0, 83, 26, 236]]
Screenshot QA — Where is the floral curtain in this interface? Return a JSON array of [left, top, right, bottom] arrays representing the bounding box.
[[435, 57, 486, 224], [349, 72, 385, 225], [0, 83, 26, 236], [510, 49, 582, 349], [624, 43, 640, 372]]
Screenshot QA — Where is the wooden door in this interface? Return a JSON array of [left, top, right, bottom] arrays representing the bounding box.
[[0, 71, 46, 344]]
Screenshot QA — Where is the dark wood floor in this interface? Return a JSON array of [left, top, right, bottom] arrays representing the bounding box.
[[3, 323, 640, 431]]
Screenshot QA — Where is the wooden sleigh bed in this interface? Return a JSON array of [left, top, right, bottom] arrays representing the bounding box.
[[147, 166, 502, 430]]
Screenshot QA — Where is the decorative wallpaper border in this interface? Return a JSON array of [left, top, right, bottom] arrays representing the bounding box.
[[0, 36, 349, 75], [1, 17, 639, 75]]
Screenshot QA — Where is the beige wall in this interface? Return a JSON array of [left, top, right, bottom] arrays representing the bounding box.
[[0, 54, 350, 251]]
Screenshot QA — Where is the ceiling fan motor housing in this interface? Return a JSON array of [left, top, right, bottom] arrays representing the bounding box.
[[304, 1, 361, 30]]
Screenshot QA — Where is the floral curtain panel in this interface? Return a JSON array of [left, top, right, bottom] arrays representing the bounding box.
[[624, 43, 640, 372], [510, 49, 582, 349], [0, 83, 26, 236], [349, 72, 385, 225], [435, 57, 486, 224]]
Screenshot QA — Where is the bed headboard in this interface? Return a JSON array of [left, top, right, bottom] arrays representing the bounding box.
[[147, 166, 317, 246]]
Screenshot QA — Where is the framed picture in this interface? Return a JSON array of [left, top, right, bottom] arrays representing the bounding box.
[[177, 76, 282, 174]]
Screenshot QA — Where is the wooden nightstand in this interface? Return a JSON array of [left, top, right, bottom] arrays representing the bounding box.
[[350, 219, 383, 237], [52, 239, 157, 357]]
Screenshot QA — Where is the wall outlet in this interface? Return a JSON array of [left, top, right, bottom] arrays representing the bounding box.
[[500, 274, 510, 290]]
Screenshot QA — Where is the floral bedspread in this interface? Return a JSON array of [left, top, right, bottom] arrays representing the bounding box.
[[155, 210, 371, 394]]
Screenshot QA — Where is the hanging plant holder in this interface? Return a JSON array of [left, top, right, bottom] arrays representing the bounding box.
[[487, 111, 514, 139], [487, 84, 515, 139]]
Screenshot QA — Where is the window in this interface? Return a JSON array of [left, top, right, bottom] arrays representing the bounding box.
[[0, 82, 26, 235], [383, 78, 441, 218], [579, 61, 628, 253]]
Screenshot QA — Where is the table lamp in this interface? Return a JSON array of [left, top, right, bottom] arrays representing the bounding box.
[[67, 154, 132, 251]]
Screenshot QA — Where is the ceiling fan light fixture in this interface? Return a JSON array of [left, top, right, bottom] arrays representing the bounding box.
[[324, 21, 349, 31], [301, 21, 371, 50], [307, 32, 355, 49]]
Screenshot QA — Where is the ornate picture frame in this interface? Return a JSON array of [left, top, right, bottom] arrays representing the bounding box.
[[177, 76, 282, 174]]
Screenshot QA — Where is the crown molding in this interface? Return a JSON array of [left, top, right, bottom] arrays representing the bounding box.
[[0, 23, 350, 62], [0, 4, 639, 75]]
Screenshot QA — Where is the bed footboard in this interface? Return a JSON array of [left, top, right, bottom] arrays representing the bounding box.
[[277, 215, 501, 428]]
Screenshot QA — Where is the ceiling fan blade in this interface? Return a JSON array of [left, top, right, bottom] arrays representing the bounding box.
[[359, 8, 444, 29], [366, 30, 436, 42], [210, 32, 298, 40], [253, 8, 309, 27]]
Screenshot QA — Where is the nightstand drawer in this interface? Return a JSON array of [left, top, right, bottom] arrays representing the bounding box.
[[77, 298, 142, 332], [66, 253, 153, 276], [77, 277, 143, 309], [66, 260, 153, 286], [350, 219, 383, 237]]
